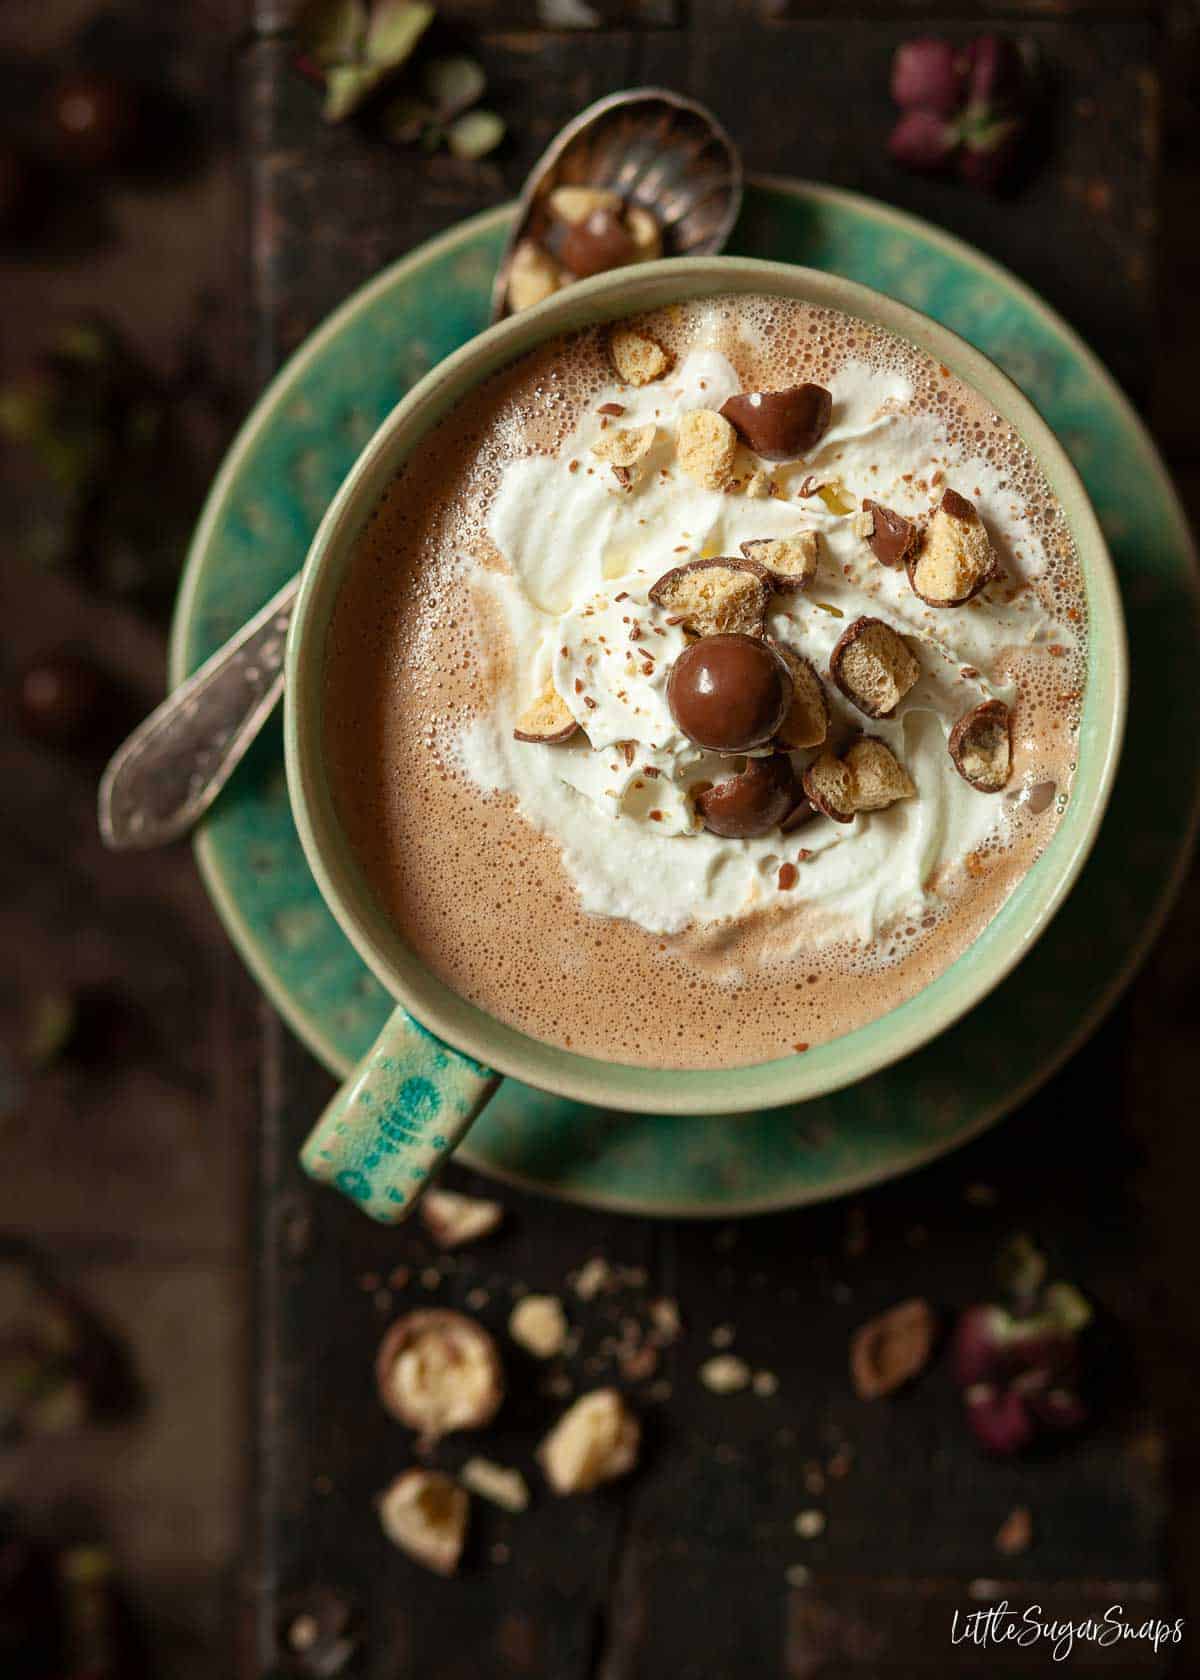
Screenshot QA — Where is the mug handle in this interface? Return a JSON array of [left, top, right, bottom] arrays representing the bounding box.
[[300, 1007, 501, 1223]]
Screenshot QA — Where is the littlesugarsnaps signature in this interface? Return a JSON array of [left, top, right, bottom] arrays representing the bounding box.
[[951, 1602, 1184, 1662]]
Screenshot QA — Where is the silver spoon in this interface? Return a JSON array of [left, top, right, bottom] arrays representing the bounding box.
[[98, 88, 742, 852], [98, 574, 299, 850]]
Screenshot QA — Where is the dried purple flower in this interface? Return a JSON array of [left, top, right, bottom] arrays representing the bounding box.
[[887, 30, 1034, 191], [890, 37, 965, 118], [964, 1383, 1038, 1456], [952, 1260, 1093, 1455]]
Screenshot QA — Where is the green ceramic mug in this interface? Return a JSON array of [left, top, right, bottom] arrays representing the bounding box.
[[285, 256, 1127, 1223]]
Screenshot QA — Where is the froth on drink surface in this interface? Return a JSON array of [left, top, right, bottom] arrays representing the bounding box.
[[323, 296, 1086, 1069]]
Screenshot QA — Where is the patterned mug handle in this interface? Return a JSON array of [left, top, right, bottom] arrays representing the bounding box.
[[300, 1008, 500, 1222]]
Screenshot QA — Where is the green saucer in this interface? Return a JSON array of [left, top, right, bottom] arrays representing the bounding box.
[[170, 178, 1198, 1216]]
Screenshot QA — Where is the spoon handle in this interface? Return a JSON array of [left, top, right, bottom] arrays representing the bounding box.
[[98, 574, 301, 851]]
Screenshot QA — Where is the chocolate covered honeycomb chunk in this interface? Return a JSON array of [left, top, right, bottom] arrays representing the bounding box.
[[548, 185, 622, 224], [561, 209, 636, 279], [693, 754, 796, 839], [801, 749, 856, 824], [610, 328, 672, 386], [506, 239, 563, 312], [513, 685, 579, 744], [860, 499, 918, 569], [625, 204, 662, 261], [675, 408, 739, 491], [769, 640, 829, 750], [591, 422, 656, 486], [649, 557, 769, 638], [829, 615, 921, 719], [720, 384, 832, 461], [908, 487, 998, 607], [740, 531, 821, 593], [844, 736, 917, 811], [948, 698, 1012, 791]]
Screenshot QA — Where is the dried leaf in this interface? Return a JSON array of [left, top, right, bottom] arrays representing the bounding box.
[[996, 1232, 1046, 1308], [446, 108, 504, 160], [322, 62, 384, 121], [363, 0, 435, 71]]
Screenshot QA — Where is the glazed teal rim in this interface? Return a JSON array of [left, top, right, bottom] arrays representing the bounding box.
[[168, 177, 1198, 1213], [283, 252, 1126, 1116]]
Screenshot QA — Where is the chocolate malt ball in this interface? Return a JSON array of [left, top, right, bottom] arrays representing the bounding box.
[[667, 634, 792, 753]]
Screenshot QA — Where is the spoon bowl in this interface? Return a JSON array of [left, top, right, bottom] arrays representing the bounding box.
[[489, 88, 743, 323]]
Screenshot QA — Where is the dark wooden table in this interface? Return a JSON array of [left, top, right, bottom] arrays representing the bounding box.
[[240, 4, 1198, 1675]]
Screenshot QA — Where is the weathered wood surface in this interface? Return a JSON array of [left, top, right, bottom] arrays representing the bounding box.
[[239, 3, 1198, 1676]]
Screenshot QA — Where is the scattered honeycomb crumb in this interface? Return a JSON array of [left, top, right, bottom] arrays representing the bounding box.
[[572, 1257, 613, 1300], [420, 1188, 504, 1249], [700, 1354, 751, 1394], [509, 1293, 568, 1359], [539, 1389, 640, 1494], [378, 1471, 468, 1576], [649, 1298, 682, 1344], [460, 1457, 530, 1513]]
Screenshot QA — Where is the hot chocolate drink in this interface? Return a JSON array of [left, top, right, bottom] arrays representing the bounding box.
[[323, 295, 1086, 1069]]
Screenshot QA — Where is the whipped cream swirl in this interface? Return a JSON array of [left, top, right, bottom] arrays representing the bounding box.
[[456, 345, 1069, 943]]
